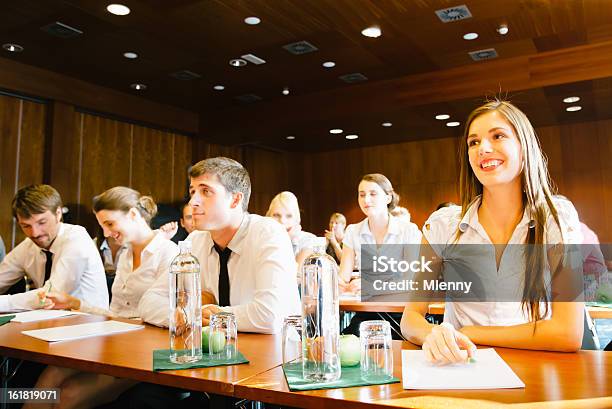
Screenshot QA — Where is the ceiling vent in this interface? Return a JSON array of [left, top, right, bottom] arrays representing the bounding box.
[[339, 73, 368, 83], [435, 5, 472, 23], [234, 94, 262, 103], [170, 70, 201, 80], [283, 40, 318, 55], [241, 53, 266, 65], [468, 48, 498, 61], [40, 21, 83, 38]]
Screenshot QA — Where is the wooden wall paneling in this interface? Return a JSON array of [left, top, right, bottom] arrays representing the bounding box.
[[78, 113, 132, 234], [172, 133, 193, 205], [13, 100, 46, 245], [130, 125, 174, 205], [0, 95, 21, 250], [47, 102, 80, 214]]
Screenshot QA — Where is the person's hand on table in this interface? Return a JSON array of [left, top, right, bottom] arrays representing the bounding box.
[[422, 322, 476, 365], [202, 304, 222, 326], [39, 291, 81, 310], [348, 278, 361, 294], [201, 290, 217, 306]]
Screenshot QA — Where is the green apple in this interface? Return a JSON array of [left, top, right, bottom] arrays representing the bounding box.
[[201, 327, 227, 354], [339, 334, 360, 367], [596, 282, 612, 304]]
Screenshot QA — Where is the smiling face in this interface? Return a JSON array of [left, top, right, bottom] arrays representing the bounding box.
[[17, 208, 62, 249], [358, 180, 391, 217], [95, 209, 136, 245], [188, 173, 237, 232], [466, 110, 524, 190]]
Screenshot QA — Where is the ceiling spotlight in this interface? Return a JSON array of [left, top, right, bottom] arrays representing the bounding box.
[[229, 58, 247, 67], [382, 122, 392, 127], [286, 135, 295, 140], [106, 4, 130, 15], [435, 114, 450, 120], [213, 85, 225, 91], [563, 96, 580, 103], [463, 32, 479, 40], [322, 61, 336, 68], [496, 24, 509, 35], [566, 106, 582, 112], [130, 83, 147, 90], [345, 134, 359, 140], [123, 51, 138, 59], [282, 87, 290, 96], [244, 16, 261, 25], [361, 26, 382, 38], [329, 128, 343, 134], [446, 121, 461, 127], [2, 43, 23, 52]]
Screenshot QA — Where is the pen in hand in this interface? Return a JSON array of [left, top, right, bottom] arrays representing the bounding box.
[[38, 281, 53, 307]]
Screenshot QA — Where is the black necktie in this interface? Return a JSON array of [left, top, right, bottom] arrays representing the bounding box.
[[43, 250, 53, 282], [214, 245, 232, 307]]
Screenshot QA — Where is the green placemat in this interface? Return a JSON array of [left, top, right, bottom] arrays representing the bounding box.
[[153, 349, 249, 371], [282, 362, 399, 391], [0, 315, 15, 326], [586, 301, 612, 308]]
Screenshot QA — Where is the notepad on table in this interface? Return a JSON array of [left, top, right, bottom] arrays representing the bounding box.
[[402, 348, 524, 390], [22, 320, 144, 342], [2, 309, 87, 323]]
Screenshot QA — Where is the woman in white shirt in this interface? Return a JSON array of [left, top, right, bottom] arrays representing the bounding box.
[[339, 174, 421, 338], [27, 187, 178, 409], [400, 100, 584, 364], [339, 173, 422, 293]]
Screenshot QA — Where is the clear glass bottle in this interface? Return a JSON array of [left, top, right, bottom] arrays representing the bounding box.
[[301, 237, 341, 382], [169, 240, 202, 363]]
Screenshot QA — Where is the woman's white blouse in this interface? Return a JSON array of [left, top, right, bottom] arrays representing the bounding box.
[[422, 196, 583, 329], [81, 233, 178, 319], [343, 215, 422, 271]]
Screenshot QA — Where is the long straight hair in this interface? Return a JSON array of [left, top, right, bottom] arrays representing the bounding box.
[[458, 100, 562, 322]]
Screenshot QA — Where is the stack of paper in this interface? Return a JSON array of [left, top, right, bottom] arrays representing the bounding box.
[[2, 310, 87, 323], [22, 320, 144, 342], [402, 348, 524, 389]]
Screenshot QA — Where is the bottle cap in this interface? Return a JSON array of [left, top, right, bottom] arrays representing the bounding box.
[[178, 240, 192, 251], [312, 237, 327, 248]]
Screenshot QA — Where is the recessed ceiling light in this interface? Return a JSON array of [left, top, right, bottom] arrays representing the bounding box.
[[244, 16, 261, 25], [229, 58, 247, 67], [130, 83, 146, 90], [563, 96, 580, 103], [345, 134, 359, 140], [382, 122, 392, 127], [123, 51, 138, 59], [322, 61, 336, 68], [435, 114, 450, 120], [497, 24, 509, 35], [361, 26, 382, 38], [446, 121, 461, 127], [566, 106, 582, 112], [106, 4, 130, 16], [2, 43, 23, 52], [329, 128, 343, 134], [463, 32, 479, 40], [213, 85, 225, 91], [282, 87, 290, 96], [286, 135, 295, 140]]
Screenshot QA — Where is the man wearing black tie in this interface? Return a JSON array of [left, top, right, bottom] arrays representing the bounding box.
[[140, 157, 300, 333], [0, 184, 108, 312]]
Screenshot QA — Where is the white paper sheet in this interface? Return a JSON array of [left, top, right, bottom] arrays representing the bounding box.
[[21, 320, 144, 342], [1, 310, 87, 323], [402, 348, 524, 389]]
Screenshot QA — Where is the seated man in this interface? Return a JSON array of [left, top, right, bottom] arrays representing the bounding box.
[[140, 157, 300, 333], [0, 184, 108, 312]]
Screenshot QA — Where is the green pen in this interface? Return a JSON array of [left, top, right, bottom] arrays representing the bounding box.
[[39, 281, 53, 306]]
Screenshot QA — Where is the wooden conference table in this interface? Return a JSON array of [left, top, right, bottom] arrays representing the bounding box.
[[339, 300, 612, 320], [1, 315, 611, 408]]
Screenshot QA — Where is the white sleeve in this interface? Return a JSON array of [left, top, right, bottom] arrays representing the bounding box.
[[549, 198, 583, 245], [342, 224, 357, 251], [223, 224, 299, 334], [137, 245, 178, 328], [422, 206, 461, 257]]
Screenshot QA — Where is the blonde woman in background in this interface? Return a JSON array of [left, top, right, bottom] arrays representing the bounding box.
[[325, 212, 346, 264], [266, 191, 316, 269]]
